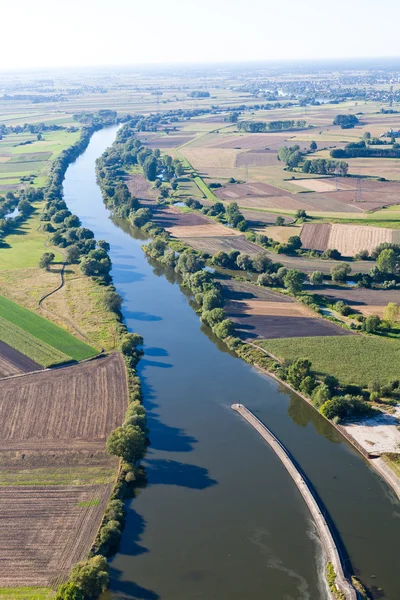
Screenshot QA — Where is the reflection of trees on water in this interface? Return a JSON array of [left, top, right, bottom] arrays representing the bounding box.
[[287, 394, 342, 443]]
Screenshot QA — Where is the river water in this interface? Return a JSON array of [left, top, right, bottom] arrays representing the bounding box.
[[63, 126, 400, 600]]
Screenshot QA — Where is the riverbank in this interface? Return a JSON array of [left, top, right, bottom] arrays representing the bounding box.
[[63, 125, 400, 600]]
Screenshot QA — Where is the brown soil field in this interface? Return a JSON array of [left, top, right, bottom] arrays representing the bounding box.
[[301, 223, 332, 251], [183, 235, 261, 255], [145, 135, 195, 148], [209, 133, 286, 150], [310, 285, 400, 308], [216, 181, 287, 200], [235, 150, 279, 167], [143, 202, 210, 229], [168, 223, 238, 238], [126, 174, 155, 200], [216, 178, 400, 213], [0, 341, 42, 378], [0, 353, 127, 447], [0, 484, 112, 587], [241, 210, 294, 226], [222, 280, 353, 340], [181, 148, 239, 169]]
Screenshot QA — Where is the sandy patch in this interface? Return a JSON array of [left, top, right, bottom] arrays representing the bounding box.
[[238, 300, 314, 317], [262, 225, 302, 243], [342, 407, 400, 455], [290, 178, 337, 192]]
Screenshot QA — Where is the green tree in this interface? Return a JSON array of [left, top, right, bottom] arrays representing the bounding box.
[[121, 333, 144, 355], [143, 156, 157, 181], [299, 375, 316, 395], [39, 252, 55, 270], [310, 141, 317, 152], [383, 302, 399, 326], [275, 216, 285, 226], [287, 358, 312, 389], [236, 253, 252, 271], [309, 270, 324, 285], [312, 384, 332, 408], [106, 425, 147, 463], [69, 556, 109, 600], [330, 263, 351, 282], [66, 245, 80, 264], [55, 583, 84, 600], [213, 319, 234, 339], [364, 314, 381, 333], [283, 269, 305, 295], [377, 248, 397, 273], [103, 290, 123, 313], [251, 252, 272, 273]]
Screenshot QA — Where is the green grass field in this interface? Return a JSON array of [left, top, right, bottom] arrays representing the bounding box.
[[0, 295, 97, 363], [0, 204, 63, 270], [0, 466, 115, 487], [0, 316, 70, 367], [257, 335, 400, 386], [0, 587, 53, 600]]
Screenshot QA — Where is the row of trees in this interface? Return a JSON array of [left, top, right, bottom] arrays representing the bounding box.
[[302, 158, 349, 175], [238, 120, 307, 133]]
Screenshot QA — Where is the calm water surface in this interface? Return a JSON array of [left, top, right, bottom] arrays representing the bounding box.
[[63, 126, 400, 600]]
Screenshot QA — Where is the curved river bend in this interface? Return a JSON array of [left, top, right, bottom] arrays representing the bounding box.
[[64, 126, 400, 600]]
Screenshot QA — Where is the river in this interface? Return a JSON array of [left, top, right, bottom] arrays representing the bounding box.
[[63, 125, 400, 600]]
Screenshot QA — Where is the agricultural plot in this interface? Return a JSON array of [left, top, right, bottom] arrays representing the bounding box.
[[258, 336, 400, 386], [0, 353, 126, 446], [310, 285, 400, 318], [222, 280, 352, 340], [0, 484, 112, 587], [126, 173, 155, 199], [0, 340, 42, 378], [301, 223, 400, 256], [0, 295, 97, 364], [183, 235, 261, 255]]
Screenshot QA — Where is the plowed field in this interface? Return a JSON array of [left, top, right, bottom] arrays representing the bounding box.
[[301, 223, 400, 256], [0, 484, 112, 587]]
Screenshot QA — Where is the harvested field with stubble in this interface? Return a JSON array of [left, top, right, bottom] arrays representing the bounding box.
[[0, 352, 127, 588], [0, 484, 112, 587], [0, 353, 127, 446], [222, 279, 352, 340], [301, 223, 400, 256], [235, 150, 279, 167]]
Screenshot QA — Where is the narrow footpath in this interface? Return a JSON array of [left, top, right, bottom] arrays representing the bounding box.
[[232, 403, 358, 600]]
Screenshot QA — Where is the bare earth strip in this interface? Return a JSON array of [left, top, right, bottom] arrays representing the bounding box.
[[290, 179, 337, 192], [301, 223, 332, 251], [0, 484, 112, 587], [341, 407, 400, 455]]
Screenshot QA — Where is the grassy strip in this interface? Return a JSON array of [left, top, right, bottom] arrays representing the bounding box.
[[176, 150, 218, 201], [257, 335, 400, 387], [0, 587, 53, 600], [326, 562, 346, 600], [0, 315, 70, 367], [382, 454, 400, 478], [0, 466, 115, 487], [0, 295, 97, 361]]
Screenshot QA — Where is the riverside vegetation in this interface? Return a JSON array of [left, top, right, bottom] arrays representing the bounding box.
[[94, 120, 400, 430]]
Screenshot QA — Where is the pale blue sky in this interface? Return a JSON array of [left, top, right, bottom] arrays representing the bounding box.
[[2, 0, 400, 69]]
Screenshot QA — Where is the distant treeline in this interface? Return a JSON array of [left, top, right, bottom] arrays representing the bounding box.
[[238, 120, 307, 133], [331, 139, 400, 159]]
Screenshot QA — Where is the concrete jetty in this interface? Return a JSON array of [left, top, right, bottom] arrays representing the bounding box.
[[232, 403, 357, 600]]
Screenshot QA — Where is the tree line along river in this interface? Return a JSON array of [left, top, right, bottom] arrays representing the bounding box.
[[63, 125, 400, 600]]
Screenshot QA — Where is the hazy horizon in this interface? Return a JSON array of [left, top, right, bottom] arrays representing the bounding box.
[[2, 0, 400, 70]]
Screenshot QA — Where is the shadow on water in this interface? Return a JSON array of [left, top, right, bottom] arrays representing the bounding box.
[[144, 458, 218, 489], [124, 311, 163, 323], [139, 370, 197, 453]]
